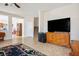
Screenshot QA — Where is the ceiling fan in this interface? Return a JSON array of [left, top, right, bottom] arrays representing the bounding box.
[[5, 3, 20, 8]]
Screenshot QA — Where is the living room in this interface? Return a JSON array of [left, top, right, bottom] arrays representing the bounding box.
[[0, 3, 79, 56]]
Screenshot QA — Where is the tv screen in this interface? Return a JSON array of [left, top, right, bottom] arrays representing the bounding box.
[[48, 18, 70, 32]]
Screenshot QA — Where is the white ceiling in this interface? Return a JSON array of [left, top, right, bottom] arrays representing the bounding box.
[[21, 3, 71, 17], [0, 3, 71, 17]]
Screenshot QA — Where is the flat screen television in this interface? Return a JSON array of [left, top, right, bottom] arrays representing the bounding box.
[[48, 18, 70, 32]]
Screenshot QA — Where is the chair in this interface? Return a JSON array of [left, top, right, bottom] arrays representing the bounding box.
[[0, 32, 5, 41]]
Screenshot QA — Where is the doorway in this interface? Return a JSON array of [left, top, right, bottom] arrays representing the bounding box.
[[12, 17, 24, 39], [34, 17, 39, 40]]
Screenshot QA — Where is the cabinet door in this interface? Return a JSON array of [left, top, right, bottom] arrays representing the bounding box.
[[55, 32, 65, 45], [46, 32, 54, 43], [17, 23, 22, 36], [55, 32, 70, 47]]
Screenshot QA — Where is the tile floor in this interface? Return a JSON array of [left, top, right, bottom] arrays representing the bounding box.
[[0, 36, 71, 56]]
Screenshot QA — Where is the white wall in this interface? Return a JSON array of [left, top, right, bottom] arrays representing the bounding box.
[[24, 16, 34, 38], [34, 17, 38, 27], [7, 16, 12, 40], [3, 15, 12, 40], [39, 4, 79, 40], [39, 11, 46, 32]]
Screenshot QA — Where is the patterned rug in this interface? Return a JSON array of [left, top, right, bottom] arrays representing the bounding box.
[[0, 44, 46, 56]]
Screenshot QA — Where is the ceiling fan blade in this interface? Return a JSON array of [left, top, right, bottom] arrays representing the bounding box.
[[13, 3, 20, 8]]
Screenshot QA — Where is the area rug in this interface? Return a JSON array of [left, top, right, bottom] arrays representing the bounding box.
[[0, 44, 46, 56]]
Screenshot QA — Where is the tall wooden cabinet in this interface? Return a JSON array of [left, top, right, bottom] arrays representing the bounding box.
[[17, 23, 22, 36]]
